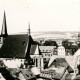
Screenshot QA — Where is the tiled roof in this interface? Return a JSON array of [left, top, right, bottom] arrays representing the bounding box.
[[40, 68, 66, 80], [0, 34, 29, 58], [49, 58, 73, 73]]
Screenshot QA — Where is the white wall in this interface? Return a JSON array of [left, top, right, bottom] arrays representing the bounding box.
[[3, 59, 25, 68], [58, 46, 65, 56]]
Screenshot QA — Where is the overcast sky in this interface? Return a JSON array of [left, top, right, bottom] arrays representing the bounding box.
[[0, 0, 80, 34]]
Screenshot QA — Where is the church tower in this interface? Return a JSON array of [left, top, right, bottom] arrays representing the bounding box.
[[25, 22, 33, 60], [27, 22, 31, 36], [0, 11, 8, 47], [1, 11, 8, 36]]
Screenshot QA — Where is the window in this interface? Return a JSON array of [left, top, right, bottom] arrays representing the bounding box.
[[43, 50, 44, 52], [48, 54, 50, 56]]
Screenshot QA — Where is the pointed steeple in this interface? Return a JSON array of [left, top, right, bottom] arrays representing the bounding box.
[[27, 22, 31, 36], [1, 11, 8, 37]]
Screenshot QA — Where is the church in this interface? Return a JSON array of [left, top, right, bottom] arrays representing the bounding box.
[[0, 11, 43, 70]]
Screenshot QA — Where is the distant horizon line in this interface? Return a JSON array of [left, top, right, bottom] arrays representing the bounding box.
[[7, 31, 80, 35], [20, 31, 80, 33]]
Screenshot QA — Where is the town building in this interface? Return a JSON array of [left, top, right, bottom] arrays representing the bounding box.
[[40, 67, 68, 80], [1, 11, 80, 80], [39, 46, 56, 58], [39, 46, 57, 69], [0, 12, 44, 70], [57, 45, 66, 56]]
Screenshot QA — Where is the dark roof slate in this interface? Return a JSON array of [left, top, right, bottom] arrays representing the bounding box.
[[30, 45, 37, 55], [0, 68, 15, 80], [0, 34, 29, 58]]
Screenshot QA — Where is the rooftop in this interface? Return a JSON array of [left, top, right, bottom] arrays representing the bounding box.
[[49, 58, 73, 73], [40, 67, 66, 80], [0, 34, 29, 58]]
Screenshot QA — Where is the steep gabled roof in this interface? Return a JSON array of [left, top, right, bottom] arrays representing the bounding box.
[[25, 35, 34, 59], [0, 34, 29, 58], [49, 58, 73, 73], [30, 45, 37, 55]]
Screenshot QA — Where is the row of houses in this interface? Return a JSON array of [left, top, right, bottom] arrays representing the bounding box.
[[1, 11, 80, 80], [0, 12, 72, 68]]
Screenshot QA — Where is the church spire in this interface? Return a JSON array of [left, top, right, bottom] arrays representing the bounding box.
[[1, 11, 8, 37], [27, 22, 31, 36]]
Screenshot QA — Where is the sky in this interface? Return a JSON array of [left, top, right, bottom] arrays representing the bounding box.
[[0, 0, 80, 34]]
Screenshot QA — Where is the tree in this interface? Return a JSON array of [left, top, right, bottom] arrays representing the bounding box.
[[43, 40, 58, 47], [62, 40, 70, 49], [62, 39, 78, 55]]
